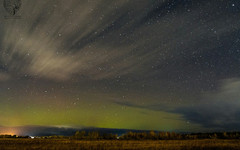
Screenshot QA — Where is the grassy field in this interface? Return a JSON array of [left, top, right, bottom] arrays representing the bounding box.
[[0, 139, 239, 150]]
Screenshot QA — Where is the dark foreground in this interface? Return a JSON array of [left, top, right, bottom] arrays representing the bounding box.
[[0, 139, 240, 150]]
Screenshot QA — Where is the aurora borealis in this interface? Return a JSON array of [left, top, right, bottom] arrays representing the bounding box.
[[1, 0, 240, 135]]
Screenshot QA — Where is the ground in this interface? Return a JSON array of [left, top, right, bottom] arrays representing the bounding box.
[[0, 139, 240, 150]]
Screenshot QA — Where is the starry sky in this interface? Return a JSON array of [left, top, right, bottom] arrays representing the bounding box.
[[0, 0, 240, 135]]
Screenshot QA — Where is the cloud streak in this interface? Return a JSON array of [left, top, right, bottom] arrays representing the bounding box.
[[0, 73, 10, 81], [175, 78, 240, 131], [1, 0, 153, 81], [1, 0, 239, 82]]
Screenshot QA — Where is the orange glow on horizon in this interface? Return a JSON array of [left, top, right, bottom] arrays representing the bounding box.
[[0, 129, 19, 136], [0, 133, 16, 136]]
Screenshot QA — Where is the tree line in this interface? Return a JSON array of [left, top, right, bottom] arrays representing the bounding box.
[[1, 131, 240, 140], [72, 131, 240, 140]]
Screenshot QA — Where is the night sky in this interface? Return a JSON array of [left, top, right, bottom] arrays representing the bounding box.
[[0, 0, 240, 135]]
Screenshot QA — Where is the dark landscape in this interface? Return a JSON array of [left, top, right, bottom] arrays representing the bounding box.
[[1, 139, 240, 150], [0, 131, 240, 149]]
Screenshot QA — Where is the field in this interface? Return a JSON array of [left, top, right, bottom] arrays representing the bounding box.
[[0, 139, 240, 150]]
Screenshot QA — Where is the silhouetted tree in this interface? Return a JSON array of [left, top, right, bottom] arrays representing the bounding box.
[[74, 131, 86, 139], [87, 131, 99, 140]]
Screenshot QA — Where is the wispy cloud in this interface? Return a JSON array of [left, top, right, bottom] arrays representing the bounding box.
[[1, 0, 152, 81], [175, 78, 240, 131], [1, 0, 239, 83], [0, 73, 10, 81]]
